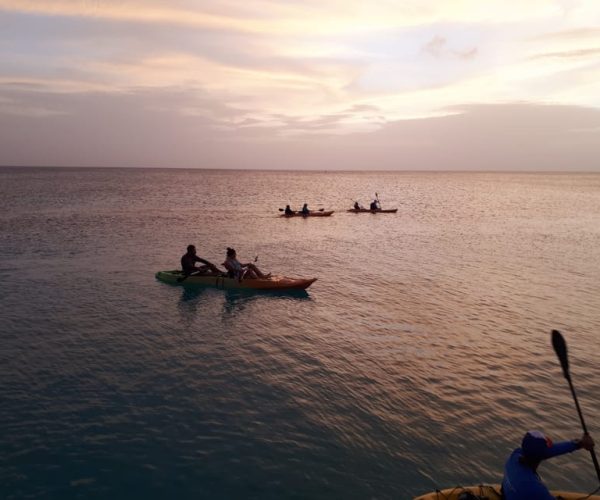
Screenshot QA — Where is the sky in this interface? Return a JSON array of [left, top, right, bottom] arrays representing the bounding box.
[[0, 0, 599, 170]]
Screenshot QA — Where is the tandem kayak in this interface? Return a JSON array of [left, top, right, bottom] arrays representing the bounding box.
[[280, 210, 334, 217], [414, 484, 600, 500], [156, 270, 317, 290], [346, 208, 398, 213]]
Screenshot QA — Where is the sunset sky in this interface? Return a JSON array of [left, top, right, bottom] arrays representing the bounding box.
[[1, 0, 599, 170]]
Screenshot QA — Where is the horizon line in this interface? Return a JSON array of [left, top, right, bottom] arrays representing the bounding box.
[[2, 165, 600, 174]]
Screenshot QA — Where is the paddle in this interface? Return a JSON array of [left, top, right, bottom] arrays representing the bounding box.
[[551, 329, 600, 482]]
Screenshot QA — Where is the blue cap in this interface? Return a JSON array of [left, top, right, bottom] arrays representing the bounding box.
[[521, 431, 553, 459]]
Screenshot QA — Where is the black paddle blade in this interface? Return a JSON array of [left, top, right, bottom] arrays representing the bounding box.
[[552, 329, 570, 379]]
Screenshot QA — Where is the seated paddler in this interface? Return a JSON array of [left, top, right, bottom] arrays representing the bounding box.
[[181, 244, 221, 277], [502, 430, 594, 499]]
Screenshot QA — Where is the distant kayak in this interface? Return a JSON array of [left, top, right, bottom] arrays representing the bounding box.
[[156, 270, 317, 290], [280, 210, 334, 217], [347, 208, 398, 213], [414, 484, 600, 500]]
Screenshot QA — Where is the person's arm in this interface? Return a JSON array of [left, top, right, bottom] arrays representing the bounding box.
[[547, 434, 594, 460], [194, 256, 213, 266], [545, 440, 580, 459]]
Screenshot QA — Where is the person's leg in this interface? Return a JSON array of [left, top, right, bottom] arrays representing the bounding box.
[[194, 265, 218, 276], [194, 265, 210, 275], [247, 264, 270, 279], [208, 263, 221, 274], [243, 267, 258, 279]]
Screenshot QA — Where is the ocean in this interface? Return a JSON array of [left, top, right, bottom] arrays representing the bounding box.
[[1, 167, 600, 499]]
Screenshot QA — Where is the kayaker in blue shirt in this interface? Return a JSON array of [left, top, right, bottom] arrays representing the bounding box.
[[181, 245, 221, 276], [502, 430, 594, 499], [301, 203, 310, 215]]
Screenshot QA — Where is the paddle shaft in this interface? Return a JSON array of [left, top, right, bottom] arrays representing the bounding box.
[[566, 371, 600, 481], [553, 330, 600, 482]]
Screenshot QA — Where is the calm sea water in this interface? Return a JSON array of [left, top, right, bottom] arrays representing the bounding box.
[[1, 167, 600, 499]]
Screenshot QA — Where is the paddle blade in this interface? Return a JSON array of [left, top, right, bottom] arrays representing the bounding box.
[[552, 329, 570, 379], [278, 208, 284, 211]]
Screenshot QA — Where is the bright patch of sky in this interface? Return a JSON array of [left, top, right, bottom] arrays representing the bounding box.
[[1, 0, 599, 168]]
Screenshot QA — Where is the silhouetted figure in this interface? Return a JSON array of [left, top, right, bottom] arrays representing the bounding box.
[[502, 430, 594, 499], [181, 245, 221, 276], [223, 247, 270, 280]]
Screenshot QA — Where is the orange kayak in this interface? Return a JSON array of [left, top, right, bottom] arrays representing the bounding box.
[[414, 484, 600, 500], [347, 208, 397, 213], [280, 210, 334, 217], [156, 270, 317, 290]]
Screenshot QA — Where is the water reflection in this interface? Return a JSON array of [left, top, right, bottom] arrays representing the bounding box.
[[176, 286, 215, 326], [179, 285, 212, 303], [176, 286, 312, 323], [222, 288, 310, 314]]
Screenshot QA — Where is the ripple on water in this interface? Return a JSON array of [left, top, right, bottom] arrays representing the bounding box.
[[1, 169, 600, 498]]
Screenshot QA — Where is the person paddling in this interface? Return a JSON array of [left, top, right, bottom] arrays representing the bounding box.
[[501, 430, 595, 499], [284, 204, 294, 216], [181, 245, 221, 276], [369, 199, 380, 210], [301, 203, 310, 216], [353, 201, 361, 210], [223, 247, 270, 280]]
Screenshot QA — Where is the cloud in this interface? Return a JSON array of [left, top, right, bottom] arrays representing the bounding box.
[[1, 0, 599, 170], [528, 48, 600, 60], [345, 104, 381, 113], [1, 85, 598, 171], [423, 36, 447, 58], [1, 0, 586, 37], [453, 47, 478, 60], [421, 35, 477, 61], [530, 27, 600, 42]]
